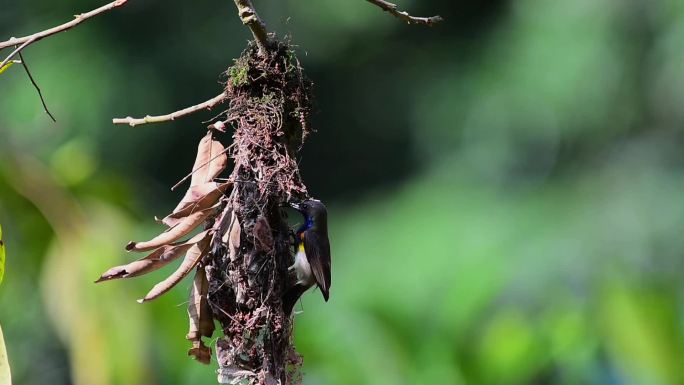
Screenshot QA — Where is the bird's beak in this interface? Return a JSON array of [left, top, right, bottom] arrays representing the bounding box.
[[289, 202, 301, 211]]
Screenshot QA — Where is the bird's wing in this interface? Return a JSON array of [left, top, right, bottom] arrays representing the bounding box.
[[304, 230, 331, 301]]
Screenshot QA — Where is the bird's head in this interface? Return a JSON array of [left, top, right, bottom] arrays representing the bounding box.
[[290, 199, 327, 230]]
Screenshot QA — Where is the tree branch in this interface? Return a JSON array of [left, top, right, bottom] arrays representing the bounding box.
[[0, 0, 129, 69], [0, 38, 34, 75], [365, 0, 443, 26], [232, 0, 270, 56], [112, 92, 228, 127]]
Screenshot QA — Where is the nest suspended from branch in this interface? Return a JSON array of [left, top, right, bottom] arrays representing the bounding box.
[[209, 39, 313, 385], [97, 38, 314, 384]]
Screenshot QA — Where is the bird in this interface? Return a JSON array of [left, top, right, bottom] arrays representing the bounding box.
[[282, 199, 331, 315]]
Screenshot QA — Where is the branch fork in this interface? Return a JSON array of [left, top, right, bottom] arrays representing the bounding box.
[[0, 0, 129, 67]]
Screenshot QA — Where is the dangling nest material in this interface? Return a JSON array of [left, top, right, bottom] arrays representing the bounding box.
[[98, 38, 315, 385]]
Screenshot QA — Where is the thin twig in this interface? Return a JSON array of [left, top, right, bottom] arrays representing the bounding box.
[[112, 92, 229, 127], [232, 0, 270, 56], [18, 51, 56, 122], [365, 0, 443, 26], [0, 0, 128, 66]]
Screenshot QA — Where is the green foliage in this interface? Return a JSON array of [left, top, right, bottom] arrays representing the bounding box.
[[0, 60, 15, 75], [0, 224, 4, 286], [0, 224, 9, 385]]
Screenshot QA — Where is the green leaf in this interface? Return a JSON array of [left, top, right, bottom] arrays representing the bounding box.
[[0, 325, 10, 385], [0, 226, 6, 384], [0, 224, 4, 285], [0, 61, 15, 75]]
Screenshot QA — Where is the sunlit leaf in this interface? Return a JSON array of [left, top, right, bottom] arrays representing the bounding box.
[[0, 325, 10, 385], [0, 224, 8, 385], [164, 182, 231, 227], [138, 231, 211, 303], [0, 224, 4, 285], [182, 132, 227, 189], [96, 241, 194, 283], [126, 208, 216, 252], [0, 60, 15, 75]]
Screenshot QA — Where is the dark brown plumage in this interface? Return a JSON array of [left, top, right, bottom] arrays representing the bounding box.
[[282, 200, 331, 314]]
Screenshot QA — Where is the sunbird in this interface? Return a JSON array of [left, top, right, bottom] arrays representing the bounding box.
[[282, 199, 331, 315]]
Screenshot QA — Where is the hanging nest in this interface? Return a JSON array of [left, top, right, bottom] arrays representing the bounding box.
[[97, 38, 314, 385]]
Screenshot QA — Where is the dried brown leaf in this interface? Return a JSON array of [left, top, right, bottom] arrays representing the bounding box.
[[213, 207, 231, 235], [187, 266, 214, 339], [126, 207, 216, 252], [170, 181, 219, 215], [190, 132, 227, 187], [213, 207, 233, 243], [96, 243, 193, 283], [137, 233, 211, 303], [186, 266, 215, 364], [188, 340, 212, 365], [226, 212, 241, 261], [164, 182, 232, 227]]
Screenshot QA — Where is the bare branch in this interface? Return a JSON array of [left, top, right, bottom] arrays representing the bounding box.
[[0, 38, 35, 73], [232, 0, 270, 56], [0, 0, 129, 68], [366, 0, 443, 26], [112, 92, 228, 127], [18, 51, 56, 122]]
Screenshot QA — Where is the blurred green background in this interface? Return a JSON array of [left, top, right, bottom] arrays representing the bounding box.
[[2, 0, 684, 384]]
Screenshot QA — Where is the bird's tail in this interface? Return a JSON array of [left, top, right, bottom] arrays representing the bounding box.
[[282, 284, 308, 315]]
